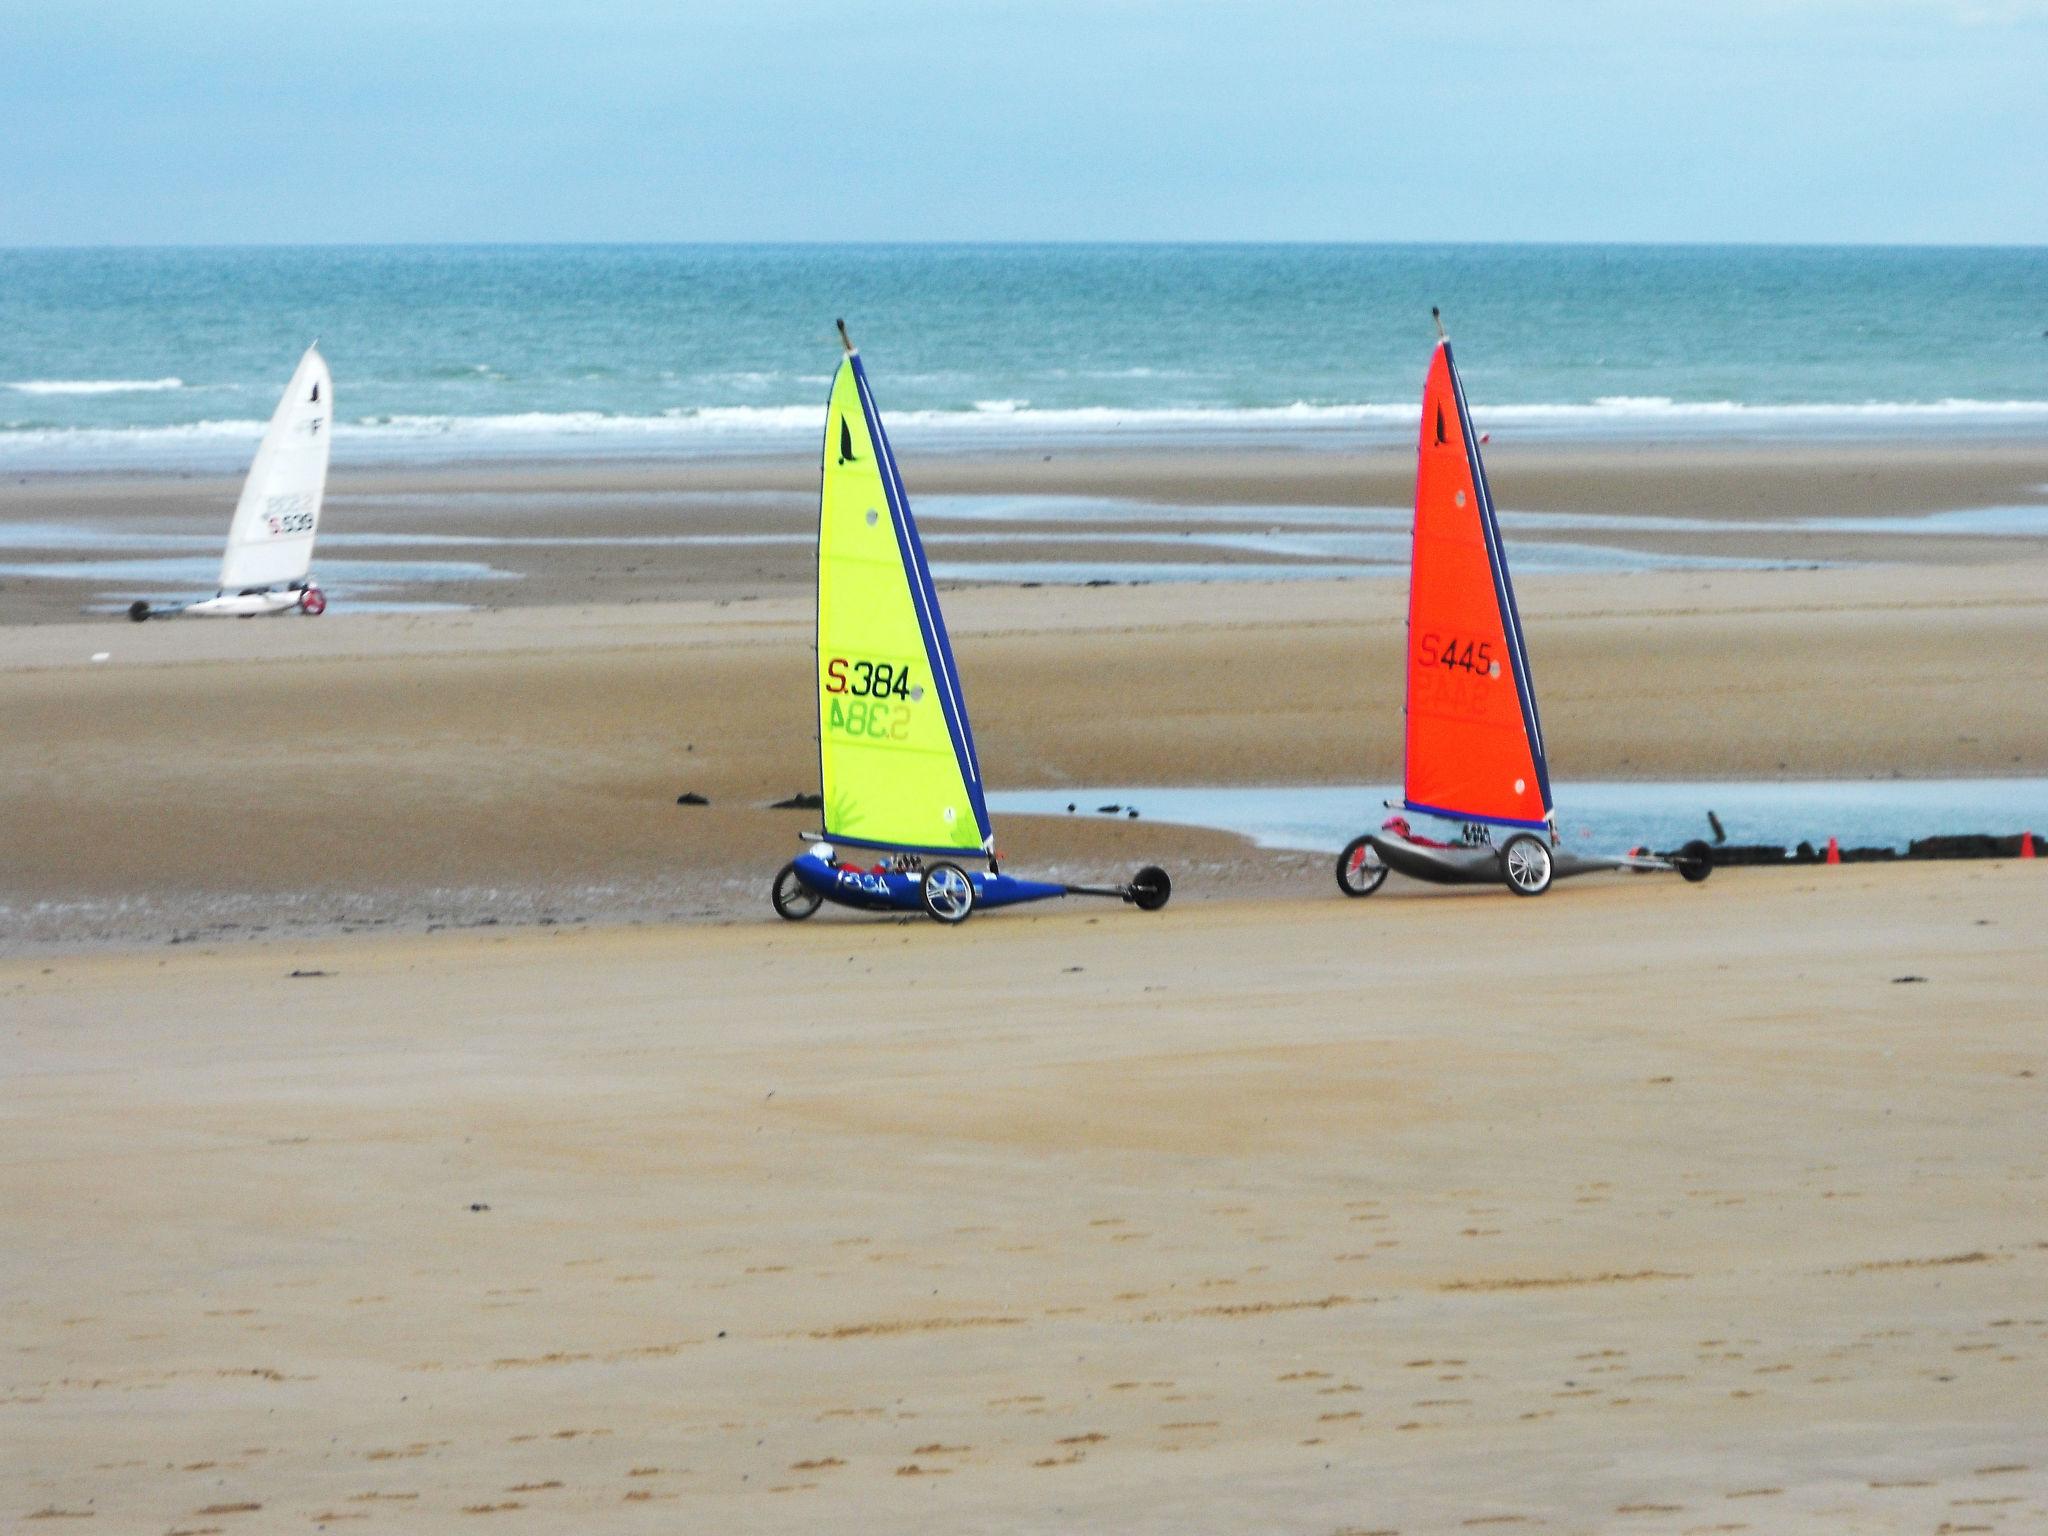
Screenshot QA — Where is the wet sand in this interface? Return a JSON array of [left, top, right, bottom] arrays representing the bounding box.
[[6, 863, 2045, 1532], [3, 437, 2046, 621], [3, 557, 2046, 948]]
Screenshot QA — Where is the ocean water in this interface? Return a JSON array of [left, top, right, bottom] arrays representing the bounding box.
[[2, 244, 2044, 469], [986, 780, 2048, 856]]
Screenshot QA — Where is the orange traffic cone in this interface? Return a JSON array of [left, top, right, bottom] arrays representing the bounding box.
[[1825, 836, 1840, 865], [2023, 831, 2037, 860]]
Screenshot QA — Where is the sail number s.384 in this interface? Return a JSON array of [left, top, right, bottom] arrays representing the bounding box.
[[824, 657, 913, 699], [824, 656, 914, 741]]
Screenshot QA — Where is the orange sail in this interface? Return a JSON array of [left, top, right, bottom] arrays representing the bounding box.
[[1401, 337, 1552, 831]]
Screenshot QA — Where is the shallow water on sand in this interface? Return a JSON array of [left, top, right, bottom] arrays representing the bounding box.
[[989, 779, 2048, 855]]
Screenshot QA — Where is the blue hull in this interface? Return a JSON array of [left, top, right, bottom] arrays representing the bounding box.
[[789, 853, 1068, 915]]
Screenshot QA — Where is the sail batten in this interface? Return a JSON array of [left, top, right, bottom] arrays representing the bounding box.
[[815, 351, 992, 856], [1400, 337, 1552, 831]]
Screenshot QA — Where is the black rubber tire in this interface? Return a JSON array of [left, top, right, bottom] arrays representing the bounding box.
[[771, 861, 824, 921], [1499, 833, 1554, 896], [1336, 835, 1389, 897], [1127, 865, 1172, 911], [128, 601, 151, 623], [920, 862, 974, 924], [1676, 838, 1714, 884]]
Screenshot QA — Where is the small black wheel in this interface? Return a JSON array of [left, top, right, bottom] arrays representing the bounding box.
[[128, 601, 151, 623], [920, 862, 974, 924], [771, 862, 824, 921], [1499, 833, 1554, 896], [1676, 838, 1713, 884], [1336, 835, 1388, 897], [1127, 865, 1172, 911]]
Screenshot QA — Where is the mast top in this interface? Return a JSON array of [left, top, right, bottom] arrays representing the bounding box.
[[836, 318, 855, 354]]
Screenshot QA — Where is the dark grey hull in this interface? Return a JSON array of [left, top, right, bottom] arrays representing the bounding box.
[[1363, 834, 1674, 888]]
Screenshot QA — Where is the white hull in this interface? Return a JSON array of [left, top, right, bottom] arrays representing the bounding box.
[[131, 586, 325, 621]]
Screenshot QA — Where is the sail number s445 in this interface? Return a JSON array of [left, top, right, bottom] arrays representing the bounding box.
[[1417, 633, 1496, 677]]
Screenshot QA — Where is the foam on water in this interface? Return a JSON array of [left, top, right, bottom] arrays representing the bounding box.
[[4, 245, 2044, 470], [5, 377, 185, 396]]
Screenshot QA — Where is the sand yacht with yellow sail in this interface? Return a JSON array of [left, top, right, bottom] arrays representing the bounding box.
[[772, 323, 1171, 924]]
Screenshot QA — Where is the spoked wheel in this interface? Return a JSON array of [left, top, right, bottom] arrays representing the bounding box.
[[771, 861, 824, 921], [128, 601, 151, 623], [1675, 838, 1714, 884], [1127, 865, 1172, 911], [1336, 835, 1389, 897], [1499, 833, 1554, 897], [299, 586, 327, 616], [919, 862, 975, 925]]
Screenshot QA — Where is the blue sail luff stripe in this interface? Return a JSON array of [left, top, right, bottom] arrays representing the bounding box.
[[848, 353, 995, 849], [1444, 341, 1553, 818]]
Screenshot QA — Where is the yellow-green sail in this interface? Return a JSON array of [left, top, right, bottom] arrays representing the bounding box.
[[815, 348, 992, 855]]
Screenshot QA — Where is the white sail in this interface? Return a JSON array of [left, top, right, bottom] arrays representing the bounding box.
[[219, 345, 332, 591]]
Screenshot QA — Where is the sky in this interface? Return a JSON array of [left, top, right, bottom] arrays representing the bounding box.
[[4, 0, 2046, 246]]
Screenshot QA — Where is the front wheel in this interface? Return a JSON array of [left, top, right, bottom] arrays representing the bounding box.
[[299, 586, 327, 616], [1336, 835, 1388, 897], [771, 862, 823, 921], [920, 862, 975, 924], [1499, 833, 1554, 897], [1675, 838, 1713, 884], [1127, 865, 1171, 911]]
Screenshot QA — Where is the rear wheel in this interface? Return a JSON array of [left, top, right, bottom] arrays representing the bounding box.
[[1336, 835, 1388, 897], [1127, 865, 1172, 911], [1676, 838, 1713, 884], [128, 601, 150, 623], [1499, 834, 1554, 896], [920, 862, 974, 924], [771, 862, 823, 921]]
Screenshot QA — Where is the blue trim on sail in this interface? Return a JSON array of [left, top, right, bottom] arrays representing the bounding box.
[[1402, 797, 1552, 833], [847, 352, 996, 850], [818, 831, 997, 859], [1443, 341, 1553, 819]]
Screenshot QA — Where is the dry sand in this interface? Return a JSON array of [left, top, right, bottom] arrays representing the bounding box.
[[5, 864, 2045, 1532]]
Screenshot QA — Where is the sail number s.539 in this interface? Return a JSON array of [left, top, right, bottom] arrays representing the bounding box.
[[263, 492, 316, 536]]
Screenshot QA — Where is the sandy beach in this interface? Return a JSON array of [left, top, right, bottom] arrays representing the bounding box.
[[5, 438, 2047, 623], [4, 441, 2046, 946], [7, 864, 2046, 1532], [5, 440, 2048, 1532]]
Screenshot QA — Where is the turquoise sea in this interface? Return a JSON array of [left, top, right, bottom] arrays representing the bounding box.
[[1, 244, 2044, 468]]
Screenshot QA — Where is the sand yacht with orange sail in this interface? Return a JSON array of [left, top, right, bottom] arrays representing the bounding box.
[[1337, 314, 1712, 897]]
